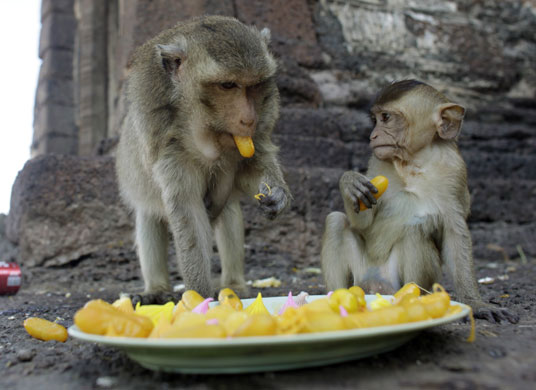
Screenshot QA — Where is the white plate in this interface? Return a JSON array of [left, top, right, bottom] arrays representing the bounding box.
[[68, 295, 470, 374]]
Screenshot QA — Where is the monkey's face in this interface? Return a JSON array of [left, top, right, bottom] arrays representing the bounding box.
[[368, 81, 466, 162], [369, 106, 408, 161], [205, 80, 264, 134], [199, 77, 277, 149], [155, 17, 279, 157]]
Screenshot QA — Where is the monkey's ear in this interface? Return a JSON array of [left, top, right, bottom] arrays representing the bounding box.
[[260, 27, 271, 44], [435, 103, 465, 140], [157, 43, 187, 74]]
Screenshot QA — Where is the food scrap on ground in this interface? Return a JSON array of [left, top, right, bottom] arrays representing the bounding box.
[[251, 276, 282, 288], [23, 317, 68, 342]]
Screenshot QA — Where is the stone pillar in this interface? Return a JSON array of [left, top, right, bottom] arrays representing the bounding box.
[[75, 0, 109, 155], [32, 0, 77, 156]]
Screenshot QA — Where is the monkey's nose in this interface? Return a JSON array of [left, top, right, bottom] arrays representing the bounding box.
[[240, 118, 255, 127]]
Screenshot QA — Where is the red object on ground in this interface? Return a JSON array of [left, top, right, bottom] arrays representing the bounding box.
[[0, 262, 21, 295]]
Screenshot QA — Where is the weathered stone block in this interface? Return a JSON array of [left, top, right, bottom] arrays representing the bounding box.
[[39, 49, 74, 80], [276, 108, 370, 141], [41, 0, 74, 21], [33, 104, 76, 139], [35, 78, 74, 106], [276, 58, 322, 108], [235, 0, 321, 67], [124, 0, 235, 56], [31, 133, 78, 157], [469, 179, 536, 224], [276, 134, 352, 169], [463, 151, 536, 180], [6, 155, 133, 267], [39, 12, 76, 58]]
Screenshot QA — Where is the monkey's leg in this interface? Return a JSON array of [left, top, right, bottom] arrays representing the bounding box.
[[133, 210, 175, 304], [360, 251, 400, 295], [214, 199, 247, 293], [168, 203, 214, 299], [321, 211, 366, 291]]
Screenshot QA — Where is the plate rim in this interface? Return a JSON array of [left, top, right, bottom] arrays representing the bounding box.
[[67, 295, 471, 349]]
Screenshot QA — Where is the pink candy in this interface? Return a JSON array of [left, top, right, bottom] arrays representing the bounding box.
[[192, 298, 214, 314]]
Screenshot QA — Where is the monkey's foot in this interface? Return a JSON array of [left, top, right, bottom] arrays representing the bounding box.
[[226, 282, 250, 299], [473, 304, 520, 324], [129, 291, 177, 306], [217, 277, 249, 299]]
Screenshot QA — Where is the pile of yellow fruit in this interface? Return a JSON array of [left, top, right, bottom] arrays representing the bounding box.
[[71, 283, 473, 341]]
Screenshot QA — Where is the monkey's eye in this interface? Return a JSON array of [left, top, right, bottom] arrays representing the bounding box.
[[220, 82, 238, 90], [381, 112, 390, 121]]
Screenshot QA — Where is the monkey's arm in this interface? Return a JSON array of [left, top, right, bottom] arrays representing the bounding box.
[[236, 142, 291, 220], [442, 216, 519, 324], [340, 171, 376, 231]]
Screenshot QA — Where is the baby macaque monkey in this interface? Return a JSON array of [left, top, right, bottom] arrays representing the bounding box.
[[116, 16, 291, 303], [321, 80, 518, 323]]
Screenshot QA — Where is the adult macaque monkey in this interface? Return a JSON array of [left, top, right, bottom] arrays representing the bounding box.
[[321, 80, 518, 323], [116, 16, 291, 303]]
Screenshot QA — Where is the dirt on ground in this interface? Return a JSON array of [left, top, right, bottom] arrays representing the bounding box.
[[1, 248, 535, 390]]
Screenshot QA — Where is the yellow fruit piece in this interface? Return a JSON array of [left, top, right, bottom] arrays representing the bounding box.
[[344, 306, 409, 329], [23, 317, 68, 342], [369, 293, 393, 310], [418, 284, 450, 319], [301, 298, 332, 314], [135, 301, 175, 326], [172, 290, 205, 321], [223, 311, 250, 335], [233, 135, 255, 158], [74, 299, 153, 338], [445, 305, 463, 316], [359, 175, 389, 211], [276, 307, 307, 335], [400, 299, 430, 322], [112, 297, 135, 314], [148, 317, 174, 338], [232, 314, 277, 337], [173, 311, 207, 330], [159, 323, 227, 339], [218, 288, 243, 311], [348, 286, 367, 308], [328, 289, 360, 313], [302, 309, 346, 333], [206, 305, 236, 323], [467, 307, 476, 343], [394, 282, 421, 303], [244, 292, 270, 316]]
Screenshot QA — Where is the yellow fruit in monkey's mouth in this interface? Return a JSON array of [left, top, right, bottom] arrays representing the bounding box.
[[233, 135, 255, 158], [359, 175, 389, 211]]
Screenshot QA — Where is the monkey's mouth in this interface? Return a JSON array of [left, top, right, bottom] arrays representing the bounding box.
[[372, 145, 396, 160], [372, 144, 395, 150]]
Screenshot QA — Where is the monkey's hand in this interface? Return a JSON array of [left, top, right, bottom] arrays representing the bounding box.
[[466, 299, 519, 324], [256, 183, 289, 220], [340, 171, 378, 213]]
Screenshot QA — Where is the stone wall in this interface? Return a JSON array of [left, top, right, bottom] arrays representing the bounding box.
[[10, 0, 536, 268]]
